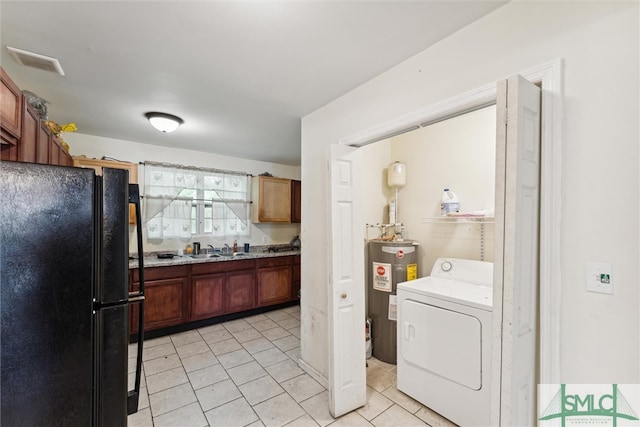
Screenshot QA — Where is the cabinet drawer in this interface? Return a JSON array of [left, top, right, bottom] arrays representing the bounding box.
[[132, 265, 187, 282], [256, 256, 291, 268], [191, 259, 255, 275]]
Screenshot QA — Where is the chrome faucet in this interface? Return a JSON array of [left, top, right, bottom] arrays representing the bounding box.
[[223, 243, 230, 254], [207, 244, 214, 254]]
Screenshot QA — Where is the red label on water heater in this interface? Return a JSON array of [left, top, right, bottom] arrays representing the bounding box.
[[377, 266, 386, 276], [396, 250, 405, 259]]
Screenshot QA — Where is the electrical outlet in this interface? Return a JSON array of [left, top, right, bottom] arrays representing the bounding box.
[[586, 262, 613, 295], [262, 235, 268, 244]]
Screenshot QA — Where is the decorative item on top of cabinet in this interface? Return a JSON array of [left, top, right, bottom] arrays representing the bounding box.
[[251, 175, 292, 223], [0, 67, 22, 146], [73, 157, 139, 224]]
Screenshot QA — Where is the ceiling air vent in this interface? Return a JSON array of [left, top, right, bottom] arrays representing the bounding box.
[[6, 46, 65, 76]]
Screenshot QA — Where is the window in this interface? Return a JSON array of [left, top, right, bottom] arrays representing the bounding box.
[[143, 162, 251, 239]]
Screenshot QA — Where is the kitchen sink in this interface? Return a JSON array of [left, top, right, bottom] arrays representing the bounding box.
[[188, 254, 221, 259], [219, 252, 248, 257]]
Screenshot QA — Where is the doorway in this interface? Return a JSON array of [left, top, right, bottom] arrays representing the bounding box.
[[361, 104, 496, 427], [327, 60, 564, 422]]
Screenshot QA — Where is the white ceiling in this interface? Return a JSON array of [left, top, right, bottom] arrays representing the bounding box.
[[0, 1, 505, 166]]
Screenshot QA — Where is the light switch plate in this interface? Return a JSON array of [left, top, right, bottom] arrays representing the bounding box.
[[586, 262, 613, 295]]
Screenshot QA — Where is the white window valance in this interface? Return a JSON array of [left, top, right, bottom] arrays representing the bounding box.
[[143, 161, 250, 239]]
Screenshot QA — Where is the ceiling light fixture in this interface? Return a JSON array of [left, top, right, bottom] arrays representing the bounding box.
[[144, 112, 184, 133]]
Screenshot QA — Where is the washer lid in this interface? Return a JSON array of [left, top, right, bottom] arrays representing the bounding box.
[[398, 276, 493, 311]]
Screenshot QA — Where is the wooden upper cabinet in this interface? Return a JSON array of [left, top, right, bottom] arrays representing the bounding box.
[[291, 179, 301, 223], [251, 176, 292, 223], [0, 67, 22, 146], [73, 157, 139, 223], [72, 157, 138, 183], [18, 100, 39, 163], [36, 121, 51, 164], [250, 176, 302, 223]]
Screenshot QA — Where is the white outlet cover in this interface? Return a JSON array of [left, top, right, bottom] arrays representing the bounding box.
[[586, 262, 613, 295]]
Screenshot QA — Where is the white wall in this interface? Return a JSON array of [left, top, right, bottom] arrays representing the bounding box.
[[390, 105, 496, 274], [65, 132, 301, 253], [301, 2, 639, 385]]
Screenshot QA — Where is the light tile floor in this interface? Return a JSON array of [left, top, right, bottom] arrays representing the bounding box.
[[127, 305, 456, 427]]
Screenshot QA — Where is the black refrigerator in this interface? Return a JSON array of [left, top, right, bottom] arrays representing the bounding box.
[[0, 161, 146, 426]]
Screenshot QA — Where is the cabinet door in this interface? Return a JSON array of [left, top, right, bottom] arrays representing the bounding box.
[[0, 67, 21, 145], [191, 274, 225, 321], [144, 277, 188, 330], [36, 121, 50, 164], [50, 137, 61, 165], [60, 149, 73, 166], [257, 264, 292, 306], [226, 269, 256, 312], [252, 176, 291, 223], [291, 180, 301, 223], [18, 101, 39, 163]]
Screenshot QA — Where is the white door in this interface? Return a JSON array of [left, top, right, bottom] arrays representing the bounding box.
[[492, 75, 541, 426], [328, 144, 366, 417]]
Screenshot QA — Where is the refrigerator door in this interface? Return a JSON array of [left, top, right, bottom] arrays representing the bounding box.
[[100, 167, 129, 303], [95, 167, 129, 425], [96, 305, 128, 426], [0, 162, 95, 426]]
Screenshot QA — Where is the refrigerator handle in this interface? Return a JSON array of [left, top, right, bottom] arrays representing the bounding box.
[[127, 183, 145, 415]]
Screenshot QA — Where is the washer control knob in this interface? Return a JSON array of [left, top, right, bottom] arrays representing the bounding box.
[[441, 261, 453, 272]]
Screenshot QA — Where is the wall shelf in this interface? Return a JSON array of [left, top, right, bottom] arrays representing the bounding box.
[[421, 216, 494, 224], [421, 216, 494, 261]]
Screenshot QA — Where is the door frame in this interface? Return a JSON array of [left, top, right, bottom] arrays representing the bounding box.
[[337, 57, 563, 388]]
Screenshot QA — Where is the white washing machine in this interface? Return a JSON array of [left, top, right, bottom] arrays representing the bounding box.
[[397, 258, 493, 427]]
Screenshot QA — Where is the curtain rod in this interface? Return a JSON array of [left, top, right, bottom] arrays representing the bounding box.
[[140, 160, 251, 177]]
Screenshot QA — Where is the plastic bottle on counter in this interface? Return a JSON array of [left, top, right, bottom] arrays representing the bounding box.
[[440, 189, 460, 216], [233, 240, 238, 252]]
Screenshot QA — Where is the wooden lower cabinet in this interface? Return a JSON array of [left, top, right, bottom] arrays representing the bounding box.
[[191, 274, 225, 320], [226, 270, 256, 312], [131, 256, 297, 335], [191, 259, 255, 321], [257, 257, 292, 307], [144, 277, 189, 329], [292, 255, 301, 300], [130, 265, 189, 334]]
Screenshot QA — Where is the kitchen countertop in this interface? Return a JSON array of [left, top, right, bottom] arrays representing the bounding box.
[[129, 249, 300, 269]]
